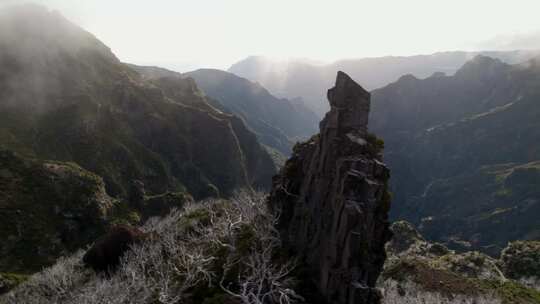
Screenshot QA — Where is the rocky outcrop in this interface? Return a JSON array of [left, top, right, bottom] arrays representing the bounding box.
[[269, 71, 392, 304]]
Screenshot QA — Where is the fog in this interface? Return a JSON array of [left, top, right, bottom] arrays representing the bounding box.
[[1, 0, 540, 71], [0, 4, 118, 111]]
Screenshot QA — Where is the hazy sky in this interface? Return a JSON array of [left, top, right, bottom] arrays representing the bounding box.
[[2, 0, 540, 71]]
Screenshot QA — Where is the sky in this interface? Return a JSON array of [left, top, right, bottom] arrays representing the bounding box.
[[2, 0, 540, 71]]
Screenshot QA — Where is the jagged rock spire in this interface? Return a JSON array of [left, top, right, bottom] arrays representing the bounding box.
[[324, 71, 370, 134], [269, 72, 392, 304]]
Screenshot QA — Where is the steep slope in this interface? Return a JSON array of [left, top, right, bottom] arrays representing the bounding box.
[[269, 72, 391, 304], [229, 51, 540, 116], [370, 55, 540, 254], [131, 65, 295, 154], [0, 5, 276, 200], [131, 67, 320, 155], [186, 69, 319, 154]]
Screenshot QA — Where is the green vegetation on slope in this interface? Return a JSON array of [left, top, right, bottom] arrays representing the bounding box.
[[0, 150, 113, 274]]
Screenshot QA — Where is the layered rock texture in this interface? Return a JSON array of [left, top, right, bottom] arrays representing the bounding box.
[[269, 72, 392, 304]]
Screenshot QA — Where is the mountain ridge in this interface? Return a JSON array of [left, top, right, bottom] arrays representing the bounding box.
[[185, 68, 319, 154], [229, 50, 540, 116]]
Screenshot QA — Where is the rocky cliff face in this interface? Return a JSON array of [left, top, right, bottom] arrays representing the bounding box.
[[269, 71, 392, 304]]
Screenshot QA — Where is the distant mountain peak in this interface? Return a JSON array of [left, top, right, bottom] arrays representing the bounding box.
[[429, 71, 447, 78], [397, 73, 419, 82], [455, 55, 508, 78]]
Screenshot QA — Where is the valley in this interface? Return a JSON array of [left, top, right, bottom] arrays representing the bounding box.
[[0, 3, 539, 304]]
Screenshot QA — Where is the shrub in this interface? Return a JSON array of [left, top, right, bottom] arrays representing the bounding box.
[[2, 190, 300, 304]]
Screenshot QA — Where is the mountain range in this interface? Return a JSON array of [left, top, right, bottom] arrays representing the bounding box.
[[229, 51, 540, 116]]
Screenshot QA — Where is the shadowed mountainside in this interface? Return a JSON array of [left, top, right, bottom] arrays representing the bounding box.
[[370, 55, 540, 255], [186, 69, 319, 154], [130, 65, 319, 155]]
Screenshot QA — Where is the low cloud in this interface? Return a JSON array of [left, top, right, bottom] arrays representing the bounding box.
[[477, 31, 540, 51]]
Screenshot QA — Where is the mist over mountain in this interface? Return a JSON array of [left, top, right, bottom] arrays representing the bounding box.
[[0, 4, 278, 274], [0, 4, 277, 200], [229, 51, 540, 116]]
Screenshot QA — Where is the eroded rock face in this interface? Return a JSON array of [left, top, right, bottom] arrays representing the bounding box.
[[269, 71, 392, 304]]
